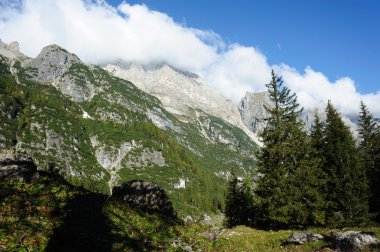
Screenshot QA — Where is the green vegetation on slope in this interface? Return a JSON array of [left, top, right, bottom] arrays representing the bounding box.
[[0, 61, 110, 193], [0, 52, 259, 216]]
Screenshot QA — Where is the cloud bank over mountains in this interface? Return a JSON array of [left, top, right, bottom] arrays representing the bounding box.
[[1, 0, 379, 117]]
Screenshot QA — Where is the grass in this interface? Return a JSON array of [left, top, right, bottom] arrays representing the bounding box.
[[1, 173, 380, 251], [0, 172, 179, 251], [213, 226, 324, 251], [209, 225, 380, 252]]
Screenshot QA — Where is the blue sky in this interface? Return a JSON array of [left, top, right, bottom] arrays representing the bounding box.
[[110, 0, 380, 93]]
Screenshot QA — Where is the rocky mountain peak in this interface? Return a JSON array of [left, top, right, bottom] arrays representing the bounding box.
[[109, 61, 199, 79], [7, 41, 20, 52], [25, 44, 81, 69], [16, 43, 97, 102], [103, 62, 237, 118], [0, 39, 29, 60]]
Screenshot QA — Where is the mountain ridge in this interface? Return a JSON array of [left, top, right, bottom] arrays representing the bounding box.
[[104, 62, 262, 145], [0, 39, 258, 216]]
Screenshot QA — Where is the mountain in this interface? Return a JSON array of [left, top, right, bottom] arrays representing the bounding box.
[[103, 62, 261, 145], [238, 91, 271, 135], [0, 40, 259, 216]]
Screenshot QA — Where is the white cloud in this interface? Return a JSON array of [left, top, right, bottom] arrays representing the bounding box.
[[0, 0, 379, 117], [202, 45, 272, 102], [0, 0, 218, 72], [275, 65, 380, 117]]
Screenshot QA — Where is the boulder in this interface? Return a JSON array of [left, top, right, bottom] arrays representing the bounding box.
[[331, 231, 380, 251], [285, 231, 324, 245], [0, 150, 36, 182], [112, 180, 176, 218]]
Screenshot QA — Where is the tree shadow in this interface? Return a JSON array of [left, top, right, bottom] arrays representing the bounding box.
[[45, 192, 114, 252], [2, 166, 179, 251], [45, 179, 179, 251]]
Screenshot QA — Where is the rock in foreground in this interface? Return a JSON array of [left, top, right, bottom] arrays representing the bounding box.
[[112, 180, 176, 218], [332, 231, 380, 251], [285, 231, 324, 245]]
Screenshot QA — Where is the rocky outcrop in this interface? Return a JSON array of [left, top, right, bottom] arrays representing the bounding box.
[[238, 91, 271, 135], [124, 148, 166, 169], [331, 231, 380, 251], [22, 44, 81, 82], [91, 137, 139, 191], [112, 180, 176, 218], [146, 107, 181, 132], [284, 232, 324, 245], [0, 39, 29, 60], [238, 91, 318, 134], [0, 150, 36, 181], [21, 45, 98, 102], [90, 137, 167, 193]]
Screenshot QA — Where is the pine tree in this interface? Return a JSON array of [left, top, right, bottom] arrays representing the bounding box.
[[255, 70, 325, 228], [308, 113, 328, 218], [323, 101, 368, 226], [374, 131, 380, 222], [358, 101, 380, 219], [224, 169, 254, 228]]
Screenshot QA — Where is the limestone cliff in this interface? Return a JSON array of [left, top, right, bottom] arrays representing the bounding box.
[[103, 63, 261, 145]]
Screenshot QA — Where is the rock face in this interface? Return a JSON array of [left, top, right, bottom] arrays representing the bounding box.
[[331, 231, 380, 251], [112, 180, 176, 218], [0, 39, 29, 60], [21, 45, 98, 102], [103, 63, 237, 121], [238, 91, 271, 134], [285, 232, 324, 245], [103, 62, 260, 145], [22, 44, 81, 82], [238, 91, 321, 135]]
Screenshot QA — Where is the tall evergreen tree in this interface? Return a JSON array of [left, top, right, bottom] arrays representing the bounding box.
[[323, 101, 368, 226], [358, 101, 380, 219], [255, 71, 325, 229], [309, 113, 328, 211], [374, 131, 380, 222], [224, 169, 254, 228]]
